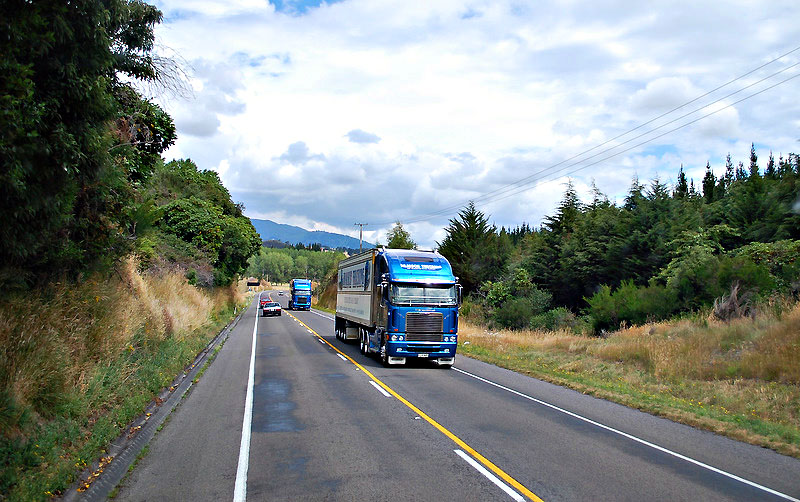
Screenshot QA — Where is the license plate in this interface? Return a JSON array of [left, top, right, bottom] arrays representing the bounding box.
[[417, 353, 429, 358]]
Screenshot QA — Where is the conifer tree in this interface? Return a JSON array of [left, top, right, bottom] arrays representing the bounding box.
[[735, 161, 747, 181], [765, 151, 776, 179], [674, 165, 688, 198], [702, 162, 716, 203], [386, 222, 416, 249], [543, 179, 582, 235], [438, 202, 507, 292], [749, 143, 760, 179]]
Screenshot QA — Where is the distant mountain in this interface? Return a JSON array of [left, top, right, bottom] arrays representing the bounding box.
[[249, 218, 373, 250]]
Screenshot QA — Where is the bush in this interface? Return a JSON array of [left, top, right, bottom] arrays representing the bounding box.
[[717, 255, 776, 297], [529, 307, 589, 333], [586, 281, 677, 332], [494, 297, 537, 329], [493, 291, 551, 329], [733, 240, 800, 291]]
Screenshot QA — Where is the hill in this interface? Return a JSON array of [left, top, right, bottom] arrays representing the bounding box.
[[249, 218, 373, 250]]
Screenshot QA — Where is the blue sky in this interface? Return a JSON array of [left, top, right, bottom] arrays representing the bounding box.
[[268, 0, 344, 15], [150, 0, 800, 247]]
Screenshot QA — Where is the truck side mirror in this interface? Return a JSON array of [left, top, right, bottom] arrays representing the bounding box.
[[457, 284, 463, 306], [380, 281, 389, 306]]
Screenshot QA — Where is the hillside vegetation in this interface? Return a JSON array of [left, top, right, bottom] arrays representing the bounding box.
[[0, 2, 261, 499], [0, 259, 247, 499]]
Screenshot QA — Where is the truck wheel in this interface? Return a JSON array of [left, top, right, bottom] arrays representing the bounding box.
[[359, 330, 366, 355]]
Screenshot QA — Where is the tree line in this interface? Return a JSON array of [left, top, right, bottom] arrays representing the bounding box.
[[246, 247, 345, 284], [0, 0, 260, 292], [437, 146, 800, 332]]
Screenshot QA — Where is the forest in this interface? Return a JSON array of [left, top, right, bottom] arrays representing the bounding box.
[[438, 147, 800, 332], [1, 2, 261, 498]]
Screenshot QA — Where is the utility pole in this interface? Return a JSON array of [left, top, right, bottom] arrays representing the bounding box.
[[354, 223, 368, 252]]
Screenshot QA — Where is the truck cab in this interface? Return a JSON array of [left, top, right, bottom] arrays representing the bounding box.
[[288, 279, 312, 311], [335, 248, 461, 368]]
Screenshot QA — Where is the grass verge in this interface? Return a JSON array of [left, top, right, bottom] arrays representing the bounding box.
[[0, 257, 248, 501], [458, 301, 800, 459]]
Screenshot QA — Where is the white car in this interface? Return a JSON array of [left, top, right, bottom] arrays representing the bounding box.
[[261, 301, 282, 317]]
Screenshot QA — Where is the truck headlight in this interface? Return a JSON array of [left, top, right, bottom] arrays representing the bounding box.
[[391, 335, 397, 341], [398, 335, 404, 341]]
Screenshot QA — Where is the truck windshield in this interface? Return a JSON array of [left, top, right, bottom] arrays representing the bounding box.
[[390, 283, 456, 306]]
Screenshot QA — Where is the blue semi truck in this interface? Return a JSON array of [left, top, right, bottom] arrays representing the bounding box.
[[334, 248, 462, 367], [288, 279, 312, 310]]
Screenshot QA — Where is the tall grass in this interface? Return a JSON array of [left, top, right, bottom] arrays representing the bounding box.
[[459, 300, 800, 457], [0, 256, 246, 500]]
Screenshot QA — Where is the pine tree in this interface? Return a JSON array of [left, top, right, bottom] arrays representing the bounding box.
[[437, 202, 507, 292], [674, 165, 688, 198], [702, 162, 715, 203], [624, 176, 645, 210], [748, 143, 760, 179], [543, 179, 582, 235], [735, 161, 747, 181], [386, 222, 416, 249], [724, 153, 735, 186], [765, 151, 776, 179]]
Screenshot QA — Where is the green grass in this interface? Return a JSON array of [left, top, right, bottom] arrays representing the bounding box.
[[0, 304, 241, 501]]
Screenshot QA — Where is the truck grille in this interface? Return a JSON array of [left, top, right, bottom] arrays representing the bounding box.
[[406, 333, 443, 342], [406, 312, 443, 333], [406, 345, 439, 353]]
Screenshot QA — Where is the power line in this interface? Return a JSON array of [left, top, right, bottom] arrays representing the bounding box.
[[475, 71, 800, 209], [398, 60, 800, 223], [368, 44, 800, 226]]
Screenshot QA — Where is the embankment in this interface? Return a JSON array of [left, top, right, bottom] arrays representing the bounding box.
[[0, 257, 248, 500]]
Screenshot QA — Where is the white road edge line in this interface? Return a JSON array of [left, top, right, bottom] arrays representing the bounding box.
[[310, 309, 335, 320], [453, 367, 800, 502], [233, 303, 259, 502], [318, 338, 325, 344], [369, 380, 391, 397], [337, 354, 347, 361], [454, 449, 524, 502]]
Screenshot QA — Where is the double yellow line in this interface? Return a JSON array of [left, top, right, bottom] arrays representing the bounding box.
[[285, 311, 543, 502]]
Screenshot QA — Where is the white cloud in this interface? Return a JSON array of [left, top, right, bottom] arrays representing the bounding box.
[[153, 0, 800, 247]]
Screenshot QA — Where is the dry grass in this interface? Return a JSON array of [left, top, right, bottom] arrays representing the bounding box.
[[0, 257, 239, 419], [0, 256, 248, 499], [459, 302, 800, 458]]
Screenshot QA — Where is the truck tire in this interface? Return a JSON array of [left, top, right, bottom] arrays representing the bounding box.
[[359, 329, 367, 355]]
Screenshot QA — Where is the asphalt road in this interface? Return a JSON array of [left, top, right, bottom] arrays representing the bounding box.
[[114, 292, 800, 501]]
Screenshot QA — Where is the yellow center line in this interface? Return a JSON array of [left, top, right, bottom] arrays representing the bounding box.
[[285, 311, 544, 502]]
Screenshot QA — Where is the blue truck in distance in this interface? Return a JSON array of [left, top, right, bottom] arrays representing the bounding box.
[[288, 279, 312, 310], [335, 248, 462, 367]]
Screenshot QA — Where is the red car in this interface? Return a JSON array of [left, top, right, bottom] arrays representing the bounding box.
[[259, 294, 270, 309]]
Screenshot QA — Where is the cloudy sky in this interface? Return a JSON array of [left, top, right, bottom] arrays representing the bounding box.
[[149, 0, 800, 248]]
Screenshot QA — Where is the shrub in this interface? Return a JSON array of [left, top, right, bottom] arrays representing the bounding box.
[[586, 281, 677, 332], [529, 307, 588, 333], [494, 297, 536, 329], [733, 240, 800, 291], [493, 292, 551, 329], [717, 255, 775, 297]]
